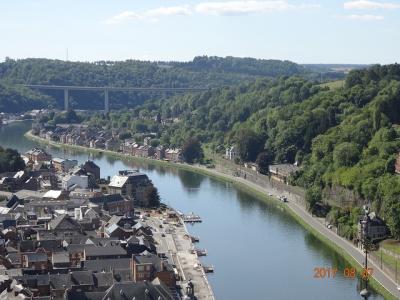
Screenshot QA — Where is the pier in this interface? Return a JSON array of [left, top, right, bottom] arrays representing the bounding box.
[[181, 212, 202, 223], [143, 207, 214, 300], [191, 248, 207, 256]]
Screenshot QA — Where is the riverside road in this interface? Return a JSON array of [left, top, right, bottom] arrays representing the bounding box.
[[198, 165, 400, 299]]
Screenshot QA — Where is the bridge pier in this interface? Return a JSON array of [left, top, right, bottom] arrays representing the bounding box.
[[104, 89, 109, 113], [64, 89, 69, 111]]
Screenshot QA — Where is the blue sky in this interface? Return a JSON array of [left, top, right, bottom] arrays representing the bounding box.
[[0, 0, 399, 64]]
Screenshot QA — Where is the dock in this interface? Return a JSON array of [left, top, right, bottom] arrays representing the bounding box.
[[145, 207, 215, 300], [181, 212, 202, 223], [191, 248, 207, 256]]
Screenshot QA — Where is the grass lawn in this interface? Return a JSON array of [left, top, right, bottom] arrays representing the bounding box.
[[318, 80, 345, 90], [372, 249, 399, 280], [380, 239, 400, 256]]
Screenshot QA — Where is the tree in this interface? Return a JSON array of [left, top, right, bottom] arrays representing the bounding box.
[[182, 138, 204, 163], [235, 128, 264, 162], [383, 195, 400, 239], [256, 152, 273, 175], [333, 142, 360, 167], [144, 186, 160, 207], [305, 186, 322, 213], [0, 147, 25, 173]]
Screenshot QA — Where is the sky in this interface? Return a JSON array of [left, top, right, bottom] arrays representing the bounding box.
[[0, 0, 399, 64]]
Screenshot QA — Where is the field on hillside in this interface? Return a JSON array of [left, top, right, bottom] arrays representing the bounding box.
[[318, 80, 345, 90]]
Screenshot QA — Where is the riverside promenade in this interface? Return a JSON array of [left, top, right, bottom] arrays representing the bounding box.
[[140, 207, 215, 300]]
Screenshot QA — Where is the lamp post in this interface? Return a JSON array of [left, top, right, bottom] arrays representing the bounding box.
[[360, 205, 371, 299]]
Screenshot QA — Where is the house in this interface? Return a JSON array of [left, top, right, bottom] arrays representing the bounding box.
[[225, 146, 237, 160], [90, 139, 105, 149], [244, 162, 258, 171], [98, 281, 174, 300], [269, 164, 300, 183], [143, 137, 151, 146], [165, 149, 182, 162], [104, 197, 134, 215], [156, 146, 165, 160], [26, 148, 52, 164], [84, 245, 127, 260], [62, 174, 89, 191], [42, 190, 67, 200], [131, 253, 176, 287], [103, 223, 131, 239], [52, 158, 78, 173], [105, 138, 120, 151], [47, 214, 82, 239], [358, 212, 389, 244], [108, 170, 153, 206], [82, 160, 100, 180], [21, 251, 49, 270], [52, 251, 70, 269]]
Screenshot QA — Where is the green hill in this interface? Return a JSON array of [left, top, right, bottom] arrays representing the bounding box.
[[87, 63, 400, 238], [0, 56, 308, 112]]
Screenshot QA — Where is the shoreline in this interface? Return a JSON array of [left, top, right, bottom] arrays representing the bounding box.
[[25, 130, 397, 299]]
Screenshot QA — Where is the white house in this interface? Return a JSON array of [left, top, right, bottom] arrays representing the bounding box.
[[225, 146, 237, 160], [62, 174, 89, 191]]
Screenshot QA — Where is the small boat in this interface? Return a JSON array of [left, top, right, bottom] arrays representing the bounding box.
[[190, 235, 200, 243], [203, 265, 214, 273]]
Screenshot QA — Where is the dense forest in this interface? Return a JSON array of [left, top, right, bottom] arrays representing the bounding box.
[[86, 64, 400, 239], [0, 56, 314, 113]]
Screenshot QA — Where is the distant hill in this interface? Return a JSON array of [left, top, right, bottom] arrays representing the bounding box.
[[0, 56, 309, 112]]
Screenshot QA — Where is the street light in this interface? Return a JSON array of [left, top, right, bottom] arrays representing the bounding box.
[[360, 205, 371, 299]]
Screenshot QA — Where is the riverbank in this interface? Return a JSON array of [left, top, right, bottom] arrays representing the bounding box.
[[137, 206, 215, 300], [25, 130, 397, 299]]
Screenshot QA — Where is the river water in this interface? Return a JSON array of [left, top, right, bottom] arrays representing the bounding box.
[[0, 121, 384, 300]]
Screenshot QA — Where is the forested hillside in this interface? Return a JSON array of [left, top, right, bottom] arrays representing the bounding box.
[[0, 56, 309, 112], [87, 64, 400, 238]]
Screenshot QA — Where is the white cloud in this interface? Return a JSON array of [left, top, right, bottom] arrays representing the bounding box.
[[342, 14, 385, 20], [195, 0, 319, 16], [106, 6, 191, 24], [344, 0, 400, 10], [105, 1, 319, 24]]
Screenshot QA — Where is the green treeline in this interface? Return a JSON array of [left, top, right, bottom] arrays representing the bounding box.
[[0, 56, 309, 112]]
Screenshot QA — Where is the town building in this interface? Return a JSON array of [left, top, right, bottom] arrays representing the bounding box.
[[358, 212, 389, 243], [82, 160, 100, 180], [25, 148, 52, 164], [269, 164, 300, 183], [108, 170, 153, 206], [52, 158, 78, 173], [62, 174, 89, 191]]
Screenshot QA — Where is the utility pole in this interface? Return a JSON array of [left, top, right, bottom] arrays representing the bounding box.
[[360, 205, 371, 299]]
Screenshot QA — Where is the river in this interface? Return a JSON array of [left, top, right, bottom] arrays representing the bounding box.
[[0, 121, 384, 300]]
